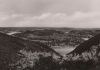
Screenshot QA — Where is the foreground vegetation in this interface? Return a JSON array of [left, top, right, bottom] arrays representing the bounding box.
[[9, 55, 100, 70]]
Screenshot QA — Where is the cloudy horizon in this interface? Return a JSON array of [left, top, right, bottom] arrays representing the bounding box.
[[0, 0, 100, 28]]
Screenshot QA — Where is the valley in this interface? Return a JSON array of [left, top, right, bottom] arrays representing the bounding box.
[[0, 27, 100, 70]]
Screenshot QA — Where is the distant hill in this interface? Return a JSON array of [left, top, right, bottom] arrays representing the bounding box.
[[13, 29, 64, 37], [3, 28, 100, 47], [12, 29, 67, 46], [0, 32, 62, 70]]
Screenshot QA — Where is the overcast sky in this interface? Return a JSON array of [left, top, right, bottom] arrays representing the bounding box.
[[0, 0, 100, 28]]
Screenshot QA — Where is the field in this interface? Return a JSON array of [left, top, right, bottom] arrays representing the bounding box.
[[53, 47, 75, 56]]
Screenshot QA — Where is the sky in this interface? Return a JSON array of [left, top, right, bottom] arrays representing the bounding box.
[[0, 0, 100, 28]]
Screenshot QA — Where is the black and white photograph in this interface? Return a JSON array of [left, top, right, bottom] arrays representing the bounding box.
[[0, 0, 100, 70]]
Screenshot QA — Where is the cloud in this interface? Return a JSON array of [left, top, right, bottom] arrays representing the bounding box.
[[0, 12, 100, 28], [0, 0, 90, 15], [16, 12, 100, 28]]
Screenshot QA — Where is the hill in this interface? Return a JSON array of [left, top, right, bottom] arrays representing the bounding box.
[[0, 32, 62, 70], [13, 29, 66, 46], [66, 33, 100, 61], [13, 29, 64, 37]]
